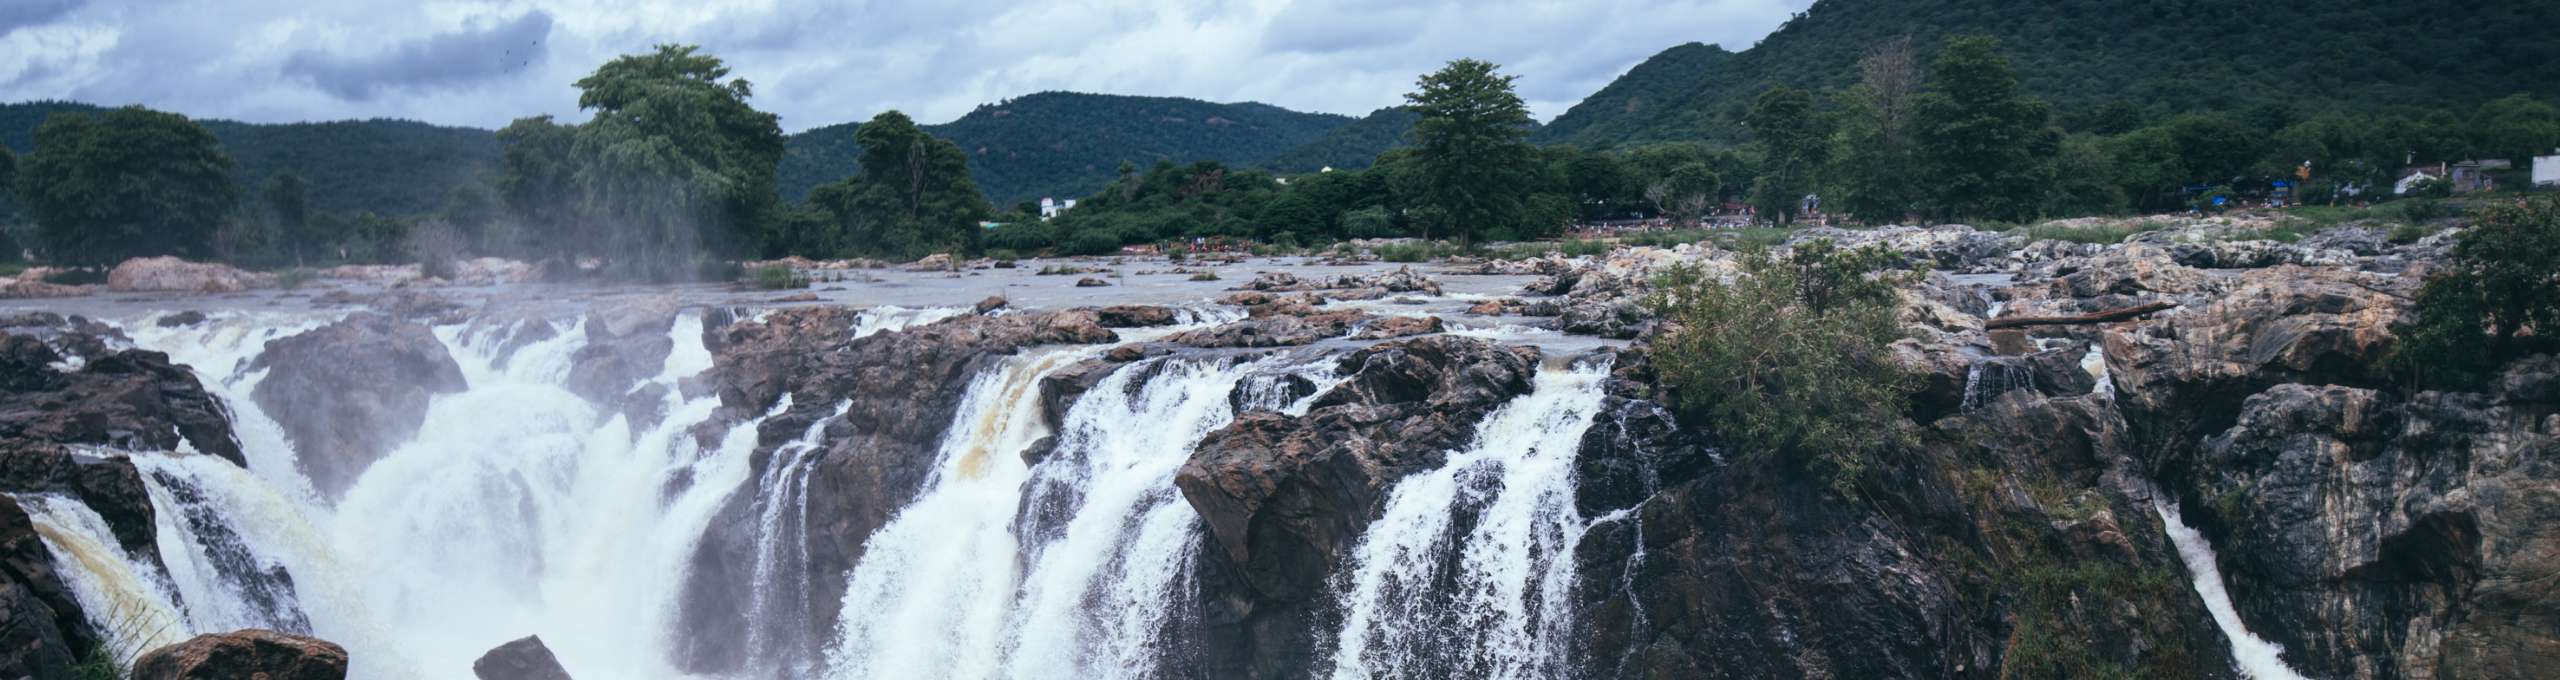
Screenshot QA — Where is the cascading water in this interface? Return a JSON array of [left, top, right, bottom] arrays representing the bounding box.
[[827, 353, 1279, 680], [12, 492, 192, 663], [1324, 359, 1614, 680], [100, 310, 792, 679], [2157, 502, 2311, 680]]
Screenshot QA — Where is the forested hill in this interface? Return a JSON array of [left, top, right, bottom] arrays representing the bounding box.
[[1259, 107, 1422, 174], [1, 101, 501, 217], [1541, 0, 2560, 148], [780, 92, 1367, 206]]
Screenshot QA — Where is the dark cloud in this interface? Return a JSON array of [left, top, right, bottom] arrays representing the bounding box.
[[282, 10, 555, 101], [0, 0, 82, 36]]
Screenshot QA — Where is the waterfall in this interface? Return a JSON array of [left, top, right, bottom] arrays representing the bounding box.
[[1324, 360, 1613, 680], [2156, 502, 2310, 680], [12, 493, 192, 663], [742, 398, 855, 678], [108, 311, 790, 678], [825, 353, 1278, 680]]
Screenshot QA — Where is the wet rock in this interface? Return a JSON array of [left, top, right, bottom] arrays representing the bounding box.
[[0, 495, 89, 678], [132, 629, 349, 680], [2104, 265, 2406, 444], [564, 295, 681, 407], [251, 313, 466, 497], [974, 295, 1008, 314], [1349, 314, 1443, 340], [0, 442, 159, 559], [473, 635, 573, 680], [1179, 336, 1539, 678], [108, 256, 275, 293], [1095, 305, 1178, 328], [905, 253, 956, 272], [672, 308, 1118, 674], [1167, 310, 1369, 348], [155, 310, 208, 328], [0, 337, 244, 465], [1075, 277, 1111, 287]]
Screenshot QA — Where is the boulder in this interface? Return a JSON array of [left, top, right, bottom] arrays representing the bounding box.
[[154, 311, 208, 328], [0, 335, 245, 465], [251, 314, 466, 497], [1178, 336, 1539, 677], [974, 295, 1008, 314], [0, 496, 86, 679], [1167, 310, 1370, 349], [1074, 277, 1111, 287], [108, 257, 274, 293], [905, 253, 956, 272], [473, 635, 573, 680], [563, 295, 682, 408], [132, 629, 348, 680], [1095, 305, 1179, 328]]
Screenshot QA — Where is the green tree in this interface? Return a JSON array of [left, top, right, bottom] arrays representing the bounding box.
[[264, 172, 312, 264], [1404, 58, 1535, 247], [568, 44, 785, 279], [804, 110, 994, 259], [1647, 239, 1915, 495], [2395, 197, 2560, 388], [15, 107, 237, 266], [2468, 94, 2560, 163], [1830, 36, 1924, 223], [1744, 85, 1831, 225], [1911, 36, 2055, 223]]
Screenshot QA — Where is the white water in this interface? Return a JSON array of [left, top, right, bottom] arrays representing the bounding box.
[[1325, 361, 1613, 680], [13, 493, 192, 662], [104, 310, 789, 679], [2157, 502, 2311, 680], [828, 353, 1273, 680], [852, 306, 973, 338]]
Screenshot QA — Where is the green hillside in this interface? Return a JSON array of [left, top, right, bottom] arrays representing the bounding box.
[[1543, 0, 2560, 147], [2, 101, 500, 217], [1260, 107, 1421, 173], [780, 92, 1360, 206]]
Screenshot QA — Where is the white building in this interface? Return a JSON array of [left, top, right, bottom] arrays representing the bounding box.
[[1039, 197, 1078, 220], [2536, 150, 2560, 189]]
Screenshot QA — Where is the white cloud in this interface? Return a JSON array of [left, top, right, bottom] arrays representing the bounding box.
[[0, 0, 1811, 132]]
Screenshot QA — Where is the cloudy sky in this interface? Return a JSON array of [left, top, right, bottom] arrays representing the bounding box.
[[0, 0, 1812, 133]]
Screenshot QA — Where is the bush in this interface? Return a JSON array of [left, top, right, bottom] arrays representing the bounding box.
[[747, 265, 809, 290], [1188, 271, 1221, 281], [1377, 242, 1438, 262], [276, 267, 315, 289], [1647, 239, 1916, 495], [2394, 196, 2560, 388]]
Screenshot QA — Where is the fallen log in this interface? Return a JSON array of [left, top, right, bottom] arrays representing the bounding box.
[[1985, 300, 2178, 329]]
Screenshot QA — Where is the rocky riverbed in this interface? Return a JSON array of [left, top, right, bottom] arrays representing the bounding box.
[[0, 215, 2549, 679]]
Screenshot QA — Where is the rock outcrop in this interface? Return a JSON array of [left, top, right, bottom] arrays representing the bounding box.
[[473, 635, 574, 680], [0, 495, 86, 679], [251, 313, 466, 497], [132, 629, 349, 680], [0, 330, 243, 465], [1178, 335, 1540, 678], [108, 257, 274, 293], [672, 308, 1117, 674]]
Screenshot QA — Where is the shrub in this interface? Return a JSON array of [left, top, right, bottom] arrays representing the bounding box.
[[1647, 239, 1916, 495], [276, 267, 314, 289], [748, 265, 809, 290], [2394, 196, 2560, 388], [1188, 271, 1221, 281], [1377, 242, 1437, 263]]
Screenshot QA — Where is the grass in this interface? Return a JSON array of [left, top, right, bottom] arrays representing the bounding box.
[[746, 265, 809, 290]]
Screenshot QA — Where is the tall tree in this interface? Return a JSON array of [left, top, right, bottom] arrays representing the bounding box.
[[1404, 58, 1535, 247], [1912, 36, 2055, 223], [264, 172, 311, 264], [2469, 94, 2560, 163], [15, 107, 237, 266], [1745, 85, 1831, 225], [1830, 36, 1923, 223], [805, 111, 992, 259], [494, 44, 785, 280]]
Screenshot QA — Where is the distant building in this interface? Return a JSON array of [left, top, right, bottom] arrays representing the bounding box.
[[2449, 159, 2509, 194], [1039, 197, 1078, 220], [2535, 150, 2560, 189], [2395, 164, 2443, 195]]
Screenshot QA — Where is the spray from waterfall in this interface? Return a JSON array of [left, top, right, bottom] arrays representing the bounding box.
[[1324, 359, 1614, 680]]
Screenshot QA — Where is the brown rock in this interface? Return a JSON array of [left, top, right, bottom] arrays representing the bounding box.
[[132, 629, 348, 680], [251, 313, 467, 497], [472, 635, 573, 680], [1095, 305, 1178, 328]]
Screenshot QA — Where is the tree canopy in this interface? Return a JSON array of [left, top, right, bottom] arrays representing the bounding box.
[[1405, 59, 1540, 246], [15, 107, 238, 266]]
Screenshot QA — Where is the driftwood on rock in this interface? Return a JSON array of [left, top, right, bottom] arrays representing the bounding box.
[[1984, 300, 2178, 330]]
